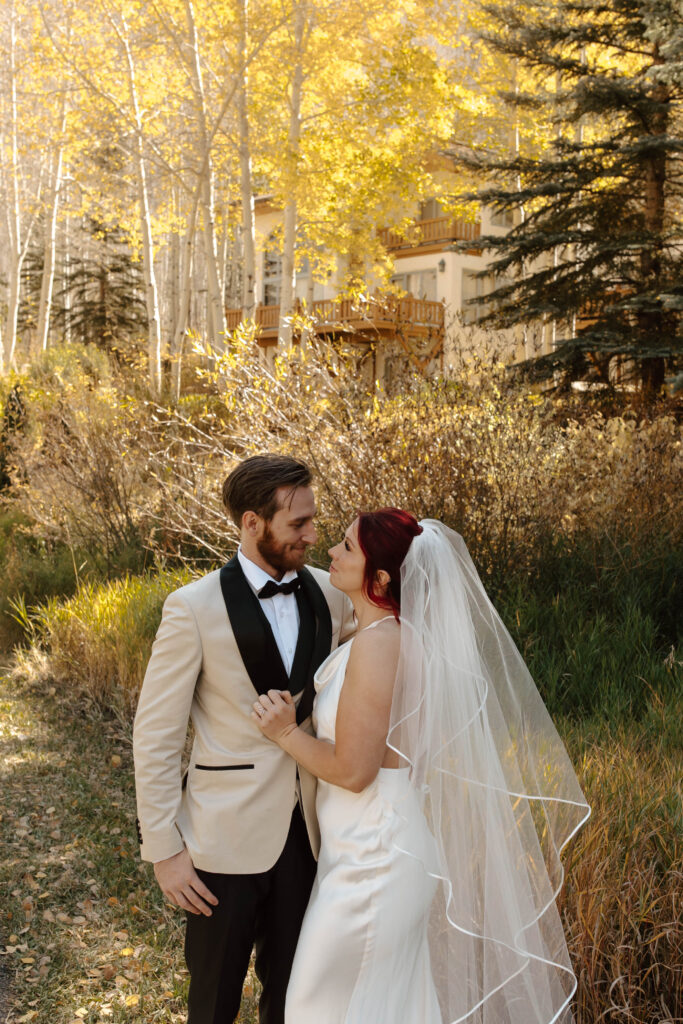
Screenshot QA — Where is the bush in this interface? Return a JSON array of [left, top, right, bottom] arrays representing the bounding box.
[[15, 567, 195, 710], [142, 337, 682, 575], [2, 345, 152, 576], [0, 510, 80, 647], [497, 535, 682, 720]]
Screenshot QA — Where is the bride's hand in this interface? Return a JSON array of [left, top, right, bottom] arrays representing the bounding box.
[[252, 689, 298, 744]]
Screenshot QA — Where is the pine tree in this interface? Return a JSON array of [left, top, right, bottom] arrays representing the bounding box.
[[54, 218, 147, 356], [457, 0, 683, 393]]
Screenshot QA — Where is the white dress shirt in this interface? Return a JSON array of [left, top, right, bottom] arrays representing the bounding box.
[[237, 547, 300, 676]]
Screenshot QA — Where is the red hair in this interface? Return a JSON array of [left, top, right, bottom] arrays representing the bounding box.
[[356, 508, 423, 620]]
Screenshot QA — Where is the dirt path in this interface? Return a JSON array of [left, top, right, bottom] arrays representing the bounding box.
[[0, 672, 260, 1024], [0, 964, 11, 1024]]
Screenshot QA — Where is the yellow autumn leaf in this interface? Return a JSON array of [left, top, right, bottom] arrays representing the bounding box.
[[125, 994, 140, 1007]]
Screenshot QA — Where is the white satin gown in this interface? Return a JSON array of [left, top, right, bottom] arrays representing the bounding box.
[[285, 621, 443, 1023]]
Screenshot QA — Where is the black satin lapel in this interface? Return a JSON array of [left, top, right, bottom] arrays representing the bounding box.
[[289, 589, 315, 697], [296, 568, 333, 724], [219, 556, 289, 696]]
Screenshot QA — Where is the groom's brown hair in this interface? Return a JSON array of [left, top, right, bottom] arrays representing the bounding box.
[[223, 453, 312, 527]]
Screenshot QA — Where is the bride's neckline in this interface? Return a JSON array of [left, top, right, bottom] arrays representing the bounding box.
[[355, 615, 396, 634]]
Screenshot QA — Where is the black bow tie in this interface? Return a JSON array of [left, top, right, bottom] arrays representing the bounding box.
[[257, 576, 301, 600]]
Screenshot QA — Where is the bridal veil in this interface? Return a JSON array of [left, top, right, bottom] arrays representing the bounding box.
[[388, 520, 590, 1024]]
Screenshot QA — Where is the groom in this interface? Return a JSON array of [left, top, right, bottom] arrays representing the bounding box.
[[133, 454, 354, 1024]]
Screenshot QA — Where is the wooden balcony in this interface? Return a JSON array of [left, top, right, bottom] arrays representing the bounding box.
[[225, 293, 445, 345], [378, 215, 481, 255]]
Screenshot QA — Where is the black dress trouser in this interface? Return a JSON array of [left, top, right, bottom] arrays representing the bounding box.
[[185, 805, 316, 1024]]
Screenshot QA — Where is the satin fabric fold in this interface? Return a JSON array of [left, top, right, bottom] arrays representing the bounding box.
[[285, 636, 442, 1024]]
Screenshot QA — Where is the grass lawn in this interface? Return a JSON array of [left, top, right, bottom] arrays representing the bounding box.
[[0, 674, 258, 1024]]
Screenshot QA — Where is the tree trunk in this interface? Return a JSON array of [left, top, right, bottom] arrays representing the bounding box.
[[37, 114, 66, 352], [185, 0, 226, 350], [278, 1, 306, 347], [3, 0, 21, 372], [120, 24, 162, 395], [1, 35, 40, 369], [168, 187, 180, 352], [171, 191, 200, 401], [237, 0, 256, 321]]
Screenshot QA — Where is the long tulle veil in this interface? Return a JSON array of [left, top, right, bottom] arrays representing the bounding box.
[[388, 521, 590, 1024]]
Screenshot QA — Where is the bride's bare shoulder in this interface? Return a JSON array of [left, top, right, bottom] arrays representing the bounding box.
[[347, 619, 400, 672]]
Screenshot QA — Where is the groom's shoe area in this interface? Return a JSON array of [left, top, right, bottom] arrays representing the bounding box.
[[133, 458, 355, 1024]]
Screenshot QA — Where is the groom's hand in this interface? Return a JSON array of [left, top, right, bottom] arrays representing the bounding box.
[[153, 848, 219, 916]]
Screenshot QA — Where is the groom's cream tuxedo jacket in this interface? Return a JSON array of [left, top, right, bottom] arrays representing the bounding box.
[[133, 556, 354, 874]]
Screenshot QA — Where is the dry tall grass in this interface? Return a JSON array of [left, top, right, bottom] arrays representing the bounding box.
[[12, 568, 194, 712], [560, 717, 682, 1023]]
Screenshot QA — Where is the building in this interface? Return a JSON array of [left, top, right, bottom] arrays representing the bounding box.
[[225, 195, 543, 381]]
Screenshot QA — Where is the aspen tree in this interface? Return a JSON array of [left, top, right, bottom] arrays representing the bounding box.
[[1, 0, 45, 369]]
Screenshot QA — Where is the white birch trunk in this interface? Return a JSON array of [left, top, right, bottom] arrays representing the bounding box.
[[1, 6, 40, 371], [237, 0, 256, 320], [171, 190, 200, 400], [120, 26, 162, 395], [3, 1, 21, 372], [168, 187, 180, 349], [278, 1, 306, 347], [37, 102, 66, 352], [185, 0, 226, 350]]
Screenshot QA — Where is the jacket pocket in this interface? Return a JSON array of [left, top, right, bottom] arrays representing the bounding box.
[[194, 763, 254, 771]]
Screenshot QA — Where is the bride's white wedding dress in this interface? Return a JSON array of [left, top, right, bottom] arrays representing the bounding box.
[[285, 621, 442, 1024]]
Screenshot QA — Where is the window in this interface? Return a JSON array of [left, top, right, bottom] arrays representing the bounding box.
[[391, 269, 437, 301], [263, 234, 282, 306], [462, 270, 495, 324], [419, 199, 443, 221], [490, 207, 515, 228]]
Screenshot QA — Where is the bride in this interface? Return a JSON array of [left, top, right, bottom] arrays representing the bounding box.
[[253, 509, 589, 1024]]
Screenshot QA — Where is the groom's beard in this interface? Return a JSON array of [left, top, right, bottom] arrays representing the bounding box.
[[257, 523, 308, 575]]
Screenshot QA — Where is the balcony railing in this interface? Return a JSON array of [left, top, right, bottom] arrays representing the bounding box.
[[225, 293, 445, 340], [378, 215, 480, 251]]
